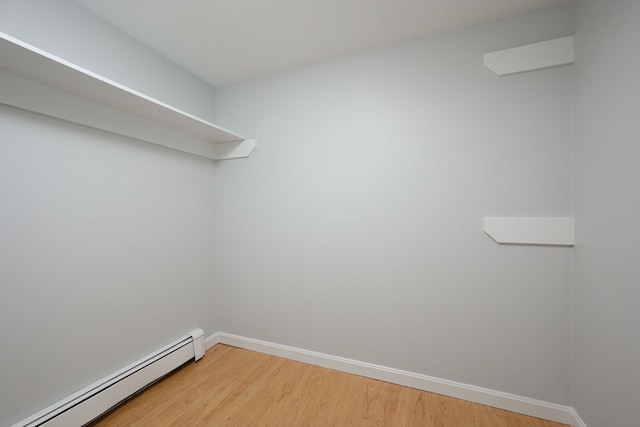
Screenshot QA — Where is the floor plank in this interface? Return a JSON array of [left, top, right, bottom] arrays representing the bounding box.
[[90, 344, 567, 427]]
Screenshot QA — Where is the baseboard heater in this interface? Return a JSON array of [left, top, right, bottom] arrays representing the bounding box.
[[13, 329, 206, 427]]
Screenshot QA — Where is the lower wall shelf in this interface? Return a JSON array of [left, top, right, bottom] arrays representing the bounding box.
[[484, 217, 575, 246]]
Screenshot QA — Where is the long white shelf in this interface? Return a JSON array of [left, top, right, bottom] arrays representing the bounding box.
[[0, 32, 255, 160]]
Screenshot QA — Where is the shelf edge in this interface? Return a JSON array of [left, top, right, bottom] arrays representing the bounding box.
[[0, 70, 221, 159]]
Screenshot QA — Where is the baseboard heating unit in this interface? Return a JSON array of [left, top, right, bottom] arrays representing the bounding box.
[[12, 329, 205, 427]]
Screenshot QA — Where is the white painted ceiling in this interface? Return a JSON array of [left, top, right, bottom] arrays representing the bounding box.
[[76, 0, 566, 86]]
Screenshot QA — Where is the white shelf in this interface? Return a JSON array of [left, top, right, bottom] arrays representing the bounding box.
[[483, 36, 574, 76], [0, 32, 255, 160], [484, 217, 575, 246]]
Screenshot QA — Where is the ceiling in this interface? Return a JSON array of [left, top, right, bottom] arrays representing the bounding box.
[[76, 0, 566, 87]]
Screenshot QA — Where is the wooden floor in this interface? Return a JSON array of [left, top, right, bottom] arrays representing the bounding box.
[[90, 344, 567, 427]]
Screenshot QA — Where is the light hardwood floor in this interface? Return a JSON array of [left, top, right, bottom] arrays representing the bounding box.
[[90, 344, 567, 427]]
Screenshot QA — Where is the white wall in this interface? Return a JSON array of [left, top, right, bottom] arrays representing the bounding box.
[[6, 1, 638, 425], [571, 1, 640, 426], [213, 3, 574, 404], [0, 2, 219, 426]]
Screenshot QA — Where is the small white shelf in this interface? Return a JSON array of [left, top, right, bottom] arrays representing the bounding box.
[[484, 217, 575, 246], [483, 35, 574, 76], [0, 32, 255, 160]]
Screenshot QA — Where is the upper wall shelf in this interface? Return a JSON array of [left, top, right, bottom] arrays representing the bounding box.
[[0, 32, 254, 160]]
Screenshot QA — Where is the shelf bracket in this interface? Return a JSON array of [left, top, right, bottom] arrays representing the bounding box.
[[213, 139, 256, 160]]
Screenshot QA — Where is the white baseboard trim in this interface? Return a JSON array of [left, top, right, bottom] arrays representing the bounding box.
[[204, 333, 220, 351], [567, 408, 588, 427], [207, 332, 586, 427]]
